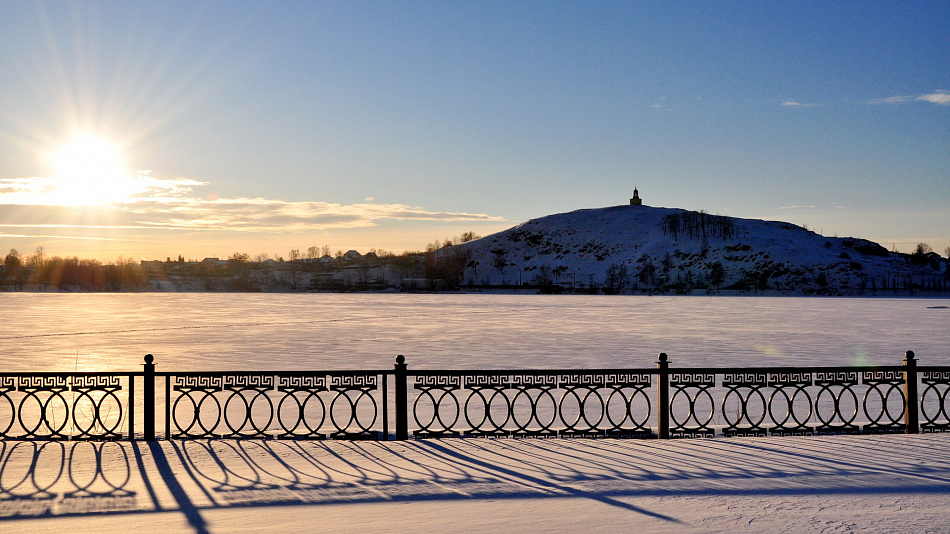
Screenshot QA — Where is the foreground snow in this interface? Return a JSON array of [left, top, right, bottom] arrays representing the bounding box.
[[1, 434, 948, 533]]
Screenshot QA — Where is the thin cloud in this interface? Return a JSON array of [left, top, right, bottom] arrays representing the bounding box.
[[866, 95, 914, 105], [867, 91, 950, 106], [781, 101, 819, 107], [0, 231, 119, 241], [0, 173, 505, 233], [917, 90, 950, 105], [778, 205, 818, 210]]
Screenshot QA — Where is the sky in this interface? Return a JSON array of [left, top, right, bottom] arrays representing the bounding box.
[[0, 1, 947, 262]]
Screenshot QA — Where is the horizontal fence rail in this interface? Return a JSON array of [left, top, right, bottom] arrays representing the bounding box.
[[0, 352, 947, 441]]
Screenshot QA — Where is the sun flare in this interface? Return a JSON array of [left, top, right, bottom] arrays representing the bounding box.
[[46, 134, 139, 206]]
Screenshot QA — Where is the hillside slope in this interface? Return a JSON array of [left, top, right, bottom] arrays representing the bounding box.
[[454, 205, 946, 294]]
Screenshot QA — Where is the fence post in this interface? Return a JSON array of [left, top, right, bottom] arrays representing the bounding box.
[[143, 354, 155, 442], [394, 355, 408, 440], [904, 350, 919, 434], [657, 353, 670, 439]]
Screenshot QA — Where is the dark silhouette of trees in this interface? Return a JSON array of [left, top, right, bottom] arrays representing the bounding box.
[[910, 243, 932, 267], [661, 211, 737, 241], [707, 261, 725, 289], [491, 248, 509, 284], [603, 263, 628, 294]]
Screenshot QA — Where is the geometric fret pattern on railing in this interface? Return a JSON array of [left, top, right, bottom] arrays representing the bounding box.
[[0, 374, 130, 440], [166, 372, 383, 440], [411, 371, 653, 438]]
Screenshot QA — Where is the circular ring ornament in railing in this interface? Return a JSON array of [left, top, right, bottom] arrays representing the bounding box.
[[245, 389, 275, 436], [173, 390, 222, 437], [329, 389, 372, 434], [464, 387, 510, 434], [222, 389, 273, 437], [19, 390, 70, 438], [432, 389, 458, 434], [670, 386, 715, 431], [529, 387, 558, 434], [580, 388, 606, 431], [722, 386, 767, 430], [815, 384, 858, 427], [277, 391, 326, 436], [510, 388, 539, 434], [920, 383, 949, 425], [0, 392, 16, 436], [221, 390, 249, 436], [412, 389, 437, 432], [412, 388, 461, 434], [604, 388, 629, 430], [352, 389, 379, 433], [491, 388, 519, 432], [768, 385, 812, 430], [414, 388, 459, 434], [72, 389, 124, 437], [617, 386, 651, 431], [559, 387, 606, 433], [462, 388, 490, 432], [862, 382, 905, 426], [558, 387, 586, 432]]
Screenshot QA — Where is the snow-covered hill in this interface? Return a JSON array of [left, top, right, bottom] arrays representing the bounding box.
[[455, 205, 947, 294]]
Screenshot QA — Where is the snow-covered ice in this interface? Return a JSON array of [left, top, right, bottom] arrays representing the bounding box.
[[1, 434, 948, 533], [2, 293, 948, 371]]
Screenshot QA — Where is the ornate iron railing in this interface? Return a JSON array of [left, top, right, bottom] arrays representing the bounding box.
[[160, 370, 388, 440], [0, 373, 135, 440], [409, 370, 653, 438], [0, 351, 947, 441], [663, 367, 908, 438]]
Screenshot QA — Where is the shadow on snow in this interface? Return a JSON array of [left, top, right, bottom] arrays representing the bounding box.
[[1, 435, 950, 532]]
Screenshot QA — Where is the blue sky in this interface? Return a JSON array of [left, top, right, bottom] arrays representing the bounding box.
[[0, 1, 947, 260]]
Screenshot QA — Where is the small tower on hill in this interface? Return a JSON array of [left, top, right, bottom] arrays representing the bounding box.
[[629, 187, 643, 206]]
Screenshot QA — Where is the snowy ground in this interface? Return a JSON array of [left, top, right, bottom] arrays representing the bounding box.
[[1, 434, 948, 533]]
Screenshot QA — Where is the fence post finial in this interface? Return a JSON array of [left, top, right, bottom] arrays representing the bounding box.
[[143, 354, 155, 441], [394, 355, 408, 440], [657, 353, 670, 439], [904, 350, 919, 434]]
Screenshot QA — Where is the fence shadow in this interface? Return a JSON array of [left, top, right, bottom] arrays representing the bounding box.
[[2, 435, 950, 531]]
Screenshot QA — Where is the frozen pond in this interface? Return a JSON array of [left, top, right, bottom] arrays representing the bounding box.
[[0, 293, 947, 372]]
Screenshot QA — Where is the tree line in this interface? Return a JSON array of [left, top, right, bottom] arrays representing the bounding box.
[[1, 248, 146, 291]]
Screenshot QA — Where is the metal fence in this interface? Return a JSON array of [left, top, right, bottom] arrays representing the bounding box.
[[0, 351, 947, 441]]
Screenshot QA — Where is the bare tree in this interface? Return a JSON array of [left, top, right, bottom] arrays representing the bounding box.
[[911, 243, 932, 266]]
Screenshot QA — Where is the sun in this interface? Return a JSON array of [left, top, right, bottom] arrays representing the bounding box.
[[46, 134, 140, 206]]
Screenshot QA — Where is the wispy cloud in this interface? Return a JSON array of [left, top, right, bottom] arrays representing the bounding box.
[[0, 174, 505, 233], [781, 101, 819, 107], [778, 205, 818, 210], [867, 90, 950, 106], [865, 95, 914, 105], [917, 90, 950, 105]]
